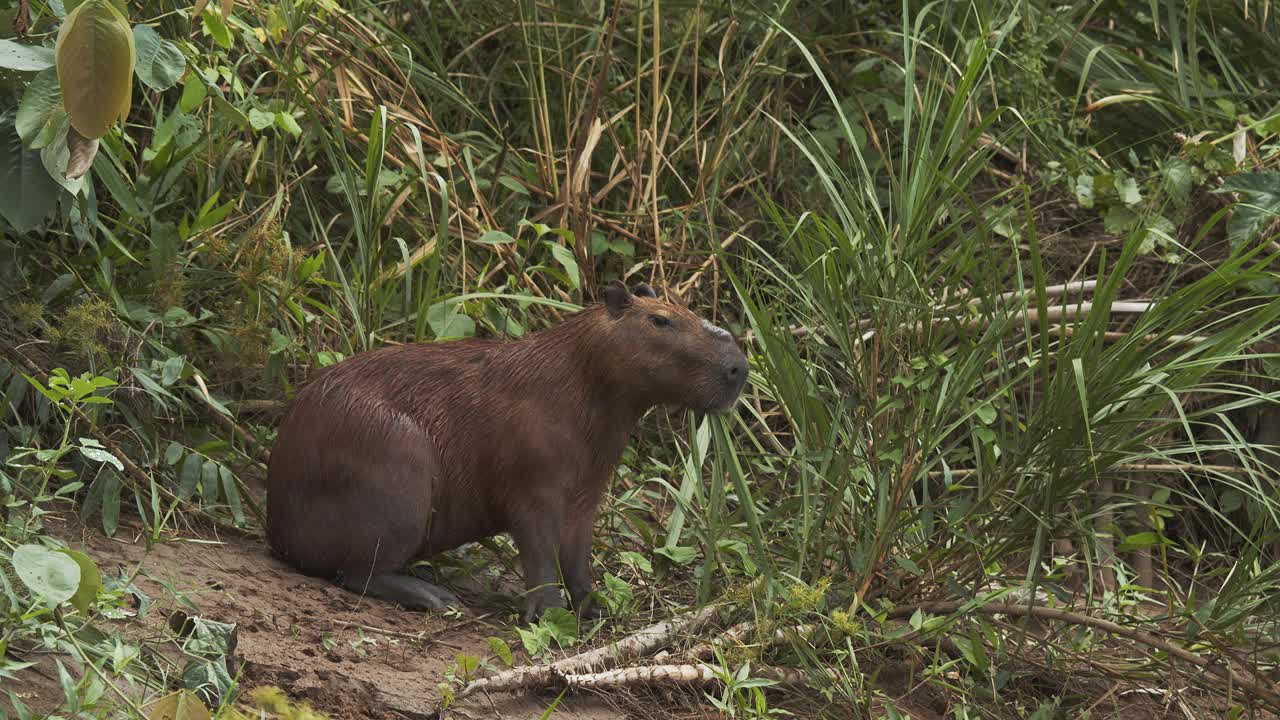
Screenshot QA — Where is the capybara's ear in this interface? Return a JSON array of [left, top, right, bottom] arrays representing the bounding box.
[[604, 280, 632, 318], [631, 283, 657, 299]]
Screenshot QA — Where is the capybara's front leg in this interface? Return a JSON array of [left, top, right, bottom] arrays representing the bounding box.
[[559, 509, 604, 619], [513, 501, 566, 622]]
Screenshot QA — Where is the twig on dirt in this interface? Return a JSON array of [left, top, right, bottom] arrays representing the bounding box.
[[884, 601, 1280, 709], [457, 605, 721, 699], [331, 620, 464, 650]]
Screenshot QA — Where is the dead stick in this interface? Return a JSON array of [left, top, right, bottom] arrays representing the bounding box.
[[884, 601, 1280, 708], [563, 663, 807, 689], [458, 605, 721, 699], [331, 620, 463, 650], [928, 462, 1254, 479]]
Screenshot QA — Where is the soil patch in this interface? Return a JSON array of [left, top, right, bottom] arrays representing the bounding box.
[[5, 516, 634, 720]]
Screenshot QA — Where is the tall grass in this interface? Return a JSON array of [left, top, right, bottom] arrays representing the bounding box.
[[4, 0, 1280, 715], [688, 1, 1280, 710]]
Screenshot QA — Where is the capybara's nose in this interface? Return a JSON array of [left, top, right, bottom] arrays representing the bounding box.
[[724, 356, 748, 389]]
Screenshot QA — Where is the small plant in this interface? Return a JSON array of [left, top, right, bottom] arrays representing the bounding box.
[[705, 658, 793, 719], [515, 607, 580, 660]]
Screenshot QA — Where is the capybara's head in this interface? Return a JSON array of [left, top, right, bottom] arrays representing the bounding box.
[[598, 281, 749, 413]]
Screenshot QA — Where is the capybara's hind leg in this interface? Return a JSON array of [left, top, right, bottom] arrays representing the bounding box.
[[341, 573, 462, 611]]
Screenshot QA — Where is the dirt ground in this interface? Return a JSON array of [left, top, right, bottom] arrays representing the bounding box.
[[7, 516, 1268, 720], [5, 516, 644, 720]]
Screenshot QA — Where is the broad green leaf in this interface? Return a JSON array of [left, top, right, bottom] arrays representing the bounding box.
[[1116, 176, 1142, 206], [1117, 532, 1163, 552], [133, 24, 186, 91], [200, 459, 221, 505], [79, 443, 124, 471], [266, 6, 288, 41], [59, 548, 102, 614], [540, 607, 579, 647], [618, 551, 653, 574], [248, 107, 274, 131], [1074, 174, 1094, 209], [0, 115, 61, 232], [178, 454, 202, 500], [16, 69, 63, 146], [591, 232, 634, 257], [179, 77, 207, 112], [546, 242, 581, 289], [654, 545, 698, 565], [0, 39, 56, 71], [101, 471, 121, 535], [497, 175, 528, 195], [268, 329, 289, 354], [486, 636, 513, 666], [55, 0, 136, 139], [220, 466, 244, 525], [165, 442, 185, 466], [12, 544, 81, 607], [427, 302, 475, 339], [475, 230, 516, 245], [1103, 205, 1138, 236], [161, 355, 185, 386], [40, 115, 87, 194], [202, 10, 233, 49], [973, 403, 996, 425], [275, 111, 301, 136], [1217, 172, 1280, 248], [1162, 158, 1193, 204]]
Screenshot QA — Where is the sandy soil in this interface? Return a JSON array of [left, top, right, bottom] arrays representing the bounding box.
[[4, 516, 637, 720]]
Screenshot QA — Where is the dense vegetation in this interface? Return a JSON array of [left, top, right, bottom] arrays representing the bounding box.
[[3, 0, 1279, 717]]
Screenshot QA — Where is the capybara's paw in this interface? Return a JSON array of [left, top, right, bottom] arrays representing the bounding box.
[[575, 599, 607, 621], [522, 588, 567, 623]]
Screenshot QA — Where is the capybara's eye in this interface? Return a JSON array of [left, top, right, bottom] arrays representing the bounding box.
[[650, 314, 672, 328]]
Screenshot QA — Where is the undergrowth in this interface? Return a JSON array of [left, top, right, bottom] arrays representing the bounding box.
[[2, 0, 1279, 717]]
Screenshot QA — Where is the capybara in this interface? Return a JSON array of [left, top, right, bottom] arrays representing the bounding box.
[[266, 281, 749, 620]]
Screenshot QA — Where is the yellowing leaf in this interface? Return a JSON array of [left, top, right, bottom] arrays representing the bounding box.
[[148, 690, 212, 720], [55, 0, 136, 140]]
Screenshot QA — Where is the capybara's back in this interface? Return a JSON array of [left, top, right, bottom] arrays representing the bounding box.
[[266, 282, 749, 619]]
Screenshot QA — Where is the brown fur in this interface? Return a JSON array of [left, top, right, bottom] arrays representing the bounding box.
[[265, 282, 748, 619]]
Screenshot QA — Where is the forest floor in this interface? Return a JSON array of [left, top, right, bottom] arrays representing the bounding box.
[[4, 512, 646, 720], [6, 511, 1262, 720]]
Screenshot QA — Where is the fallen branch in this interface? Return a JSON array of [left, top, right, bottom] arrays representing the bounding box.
[[928, 461, 1254, 480], [458, 605, 721, 699], [673, 621, 818, 663], [884, 601, 1280, 709], [561, 663, 807, 689]]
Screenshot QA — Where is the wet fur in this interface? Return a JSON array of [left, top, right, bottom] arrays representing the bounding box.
[[266, 285, 747, 619]]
